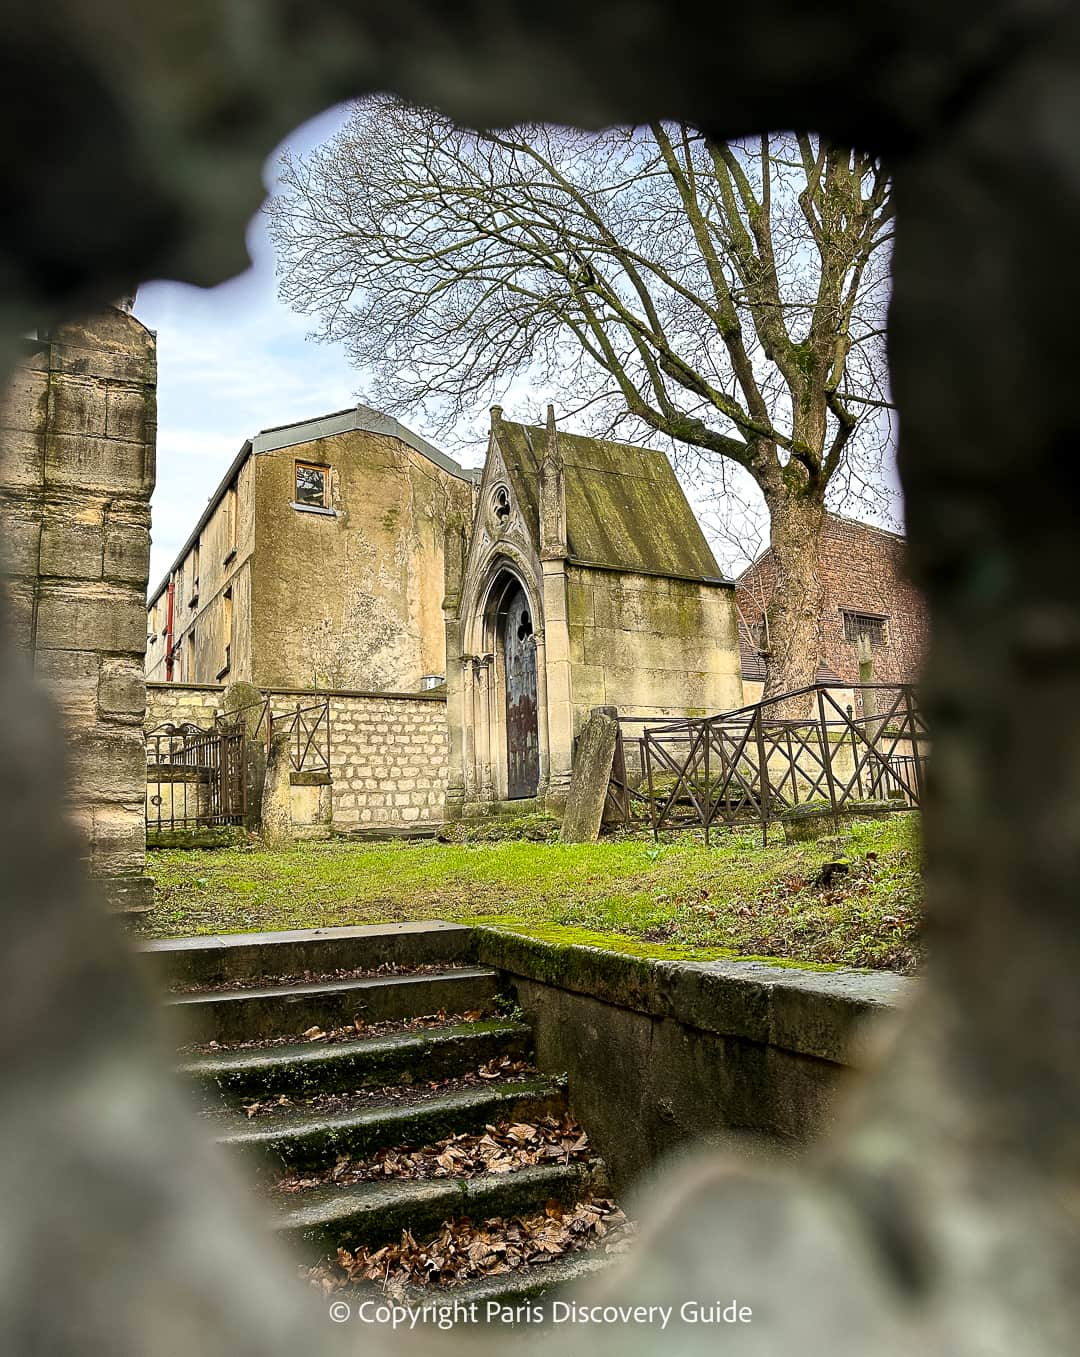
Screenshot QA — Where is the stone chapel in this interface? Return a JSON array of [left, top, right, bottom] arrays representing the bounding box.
[[442, 408, 743, 817]]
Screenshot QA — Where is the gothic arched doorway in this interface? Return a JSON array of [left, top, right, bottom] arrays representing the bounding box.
[[498, 580, 539, 798]]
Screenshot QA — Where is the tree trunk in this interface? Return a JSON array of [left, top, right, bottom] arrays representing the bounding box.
[[760, 493, 827, 711]]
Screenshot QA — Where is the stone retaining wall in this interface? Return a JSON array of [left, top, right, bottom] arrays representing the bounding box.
[[474, 928, 910, 1192], [145, 683, 449, 830]]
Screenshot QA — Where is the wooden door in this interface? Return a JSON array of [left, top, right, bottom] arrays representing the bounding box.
[[503, 584, 539, 798]]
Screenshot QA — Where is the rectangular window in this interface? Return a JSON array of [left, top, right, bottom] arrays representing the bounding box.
[[295, 462, 329, 508], [190, 541, 200, 606], [226, 485, 238, 558], [217, 588, 233, 680], [843, 611, 888, 647]]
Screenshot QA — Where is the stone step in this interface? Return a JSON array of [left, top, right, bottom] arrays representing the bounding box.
[[214, 1078, 566, 1178], [138, 921, 477, 987], [326, 1248, 619, 1322], [179, 1020, 532, 1102], [273, 1161, 598, 1259], [421, 1246, 619, 1316], [165, 968, 499, 1044]]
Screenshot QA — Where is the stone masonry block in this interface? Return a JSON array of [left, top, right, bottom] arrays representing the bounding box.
[[50, 341, 154, 385], [0, 363, 49, 435], [67, 728, 147, 806], [2, 582, 35, 651], [39, 516, 104, 579], [49, 375, 108, 437], [90, 804, 147, 876], [0, 508, 41, 577], [0, 427, 45, 490], [45, 431, 150, 495], [106, 385, 151, 443], [36, 584, 146, 655], [35, 649, 100, 723], [103, 522, 150, 584], [98, 662, 146, 721]]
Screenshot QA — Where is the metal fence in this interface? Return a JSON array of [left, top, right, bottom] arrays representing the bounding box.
[[145, 719, 246, 830], [268, 699, 331, 775], [607, 683, 927, 843]]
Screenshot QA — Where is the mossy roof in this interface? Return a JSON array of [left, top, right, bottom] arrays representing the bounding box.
[[495, 420, 727, 584]]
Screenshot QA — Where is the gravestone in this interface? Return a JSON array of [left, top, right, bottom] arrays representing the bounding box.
[[260, 731, 294, 848], [560, 707, 619, 843]]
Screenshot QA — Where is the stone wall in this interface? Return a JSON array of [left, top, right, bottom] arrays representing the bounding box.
[[565, 565, 744, 730], [326, 689, 448, 830], [145, 682, 223, 729], [145, 682, 449, 830], [1, 307, 156, 910], [475, 929, 909, 1192]]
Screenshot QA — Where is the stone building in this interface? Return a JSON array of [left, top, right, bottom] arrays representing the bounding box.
[[444, 408, 743, 816], [0, 304, 157, 910], [736, 513, 929, 702], [145, 406, 476, 692]]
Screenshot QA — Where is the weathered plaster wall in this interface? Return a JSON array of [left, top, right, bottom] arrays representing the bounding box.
[[0, 307, 156, 910], [565, 565, 743, 728], [251, 430, 472, 692], [145, 682, 449, 829], [146, 455, 255, 684], [475, 930, 909, 1192]]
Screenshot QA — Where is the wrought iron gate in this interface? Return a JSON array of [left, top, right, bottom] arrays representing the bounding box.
[[146, 719, 246, 830]]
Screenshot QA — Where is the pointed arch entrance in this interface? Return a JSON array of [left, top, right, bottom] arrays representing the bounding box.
[[458, 563, 547, 805], [497, 578, 539, 798]]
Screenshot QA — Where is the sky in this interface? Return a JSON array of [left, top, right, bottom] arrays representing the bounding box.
[[137, 106, 899, 596], [136, 103, 391, 595]]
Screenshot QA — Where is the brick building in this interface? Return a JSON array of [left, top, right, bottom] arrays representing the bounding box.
[[736, 514, 929, 702]]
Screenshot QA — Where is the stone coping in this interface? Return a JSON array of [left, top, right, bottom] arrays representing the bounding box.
[[146, 682, 446, 703], [473, 928, 911, 1067], [137, 920, 473, 956]]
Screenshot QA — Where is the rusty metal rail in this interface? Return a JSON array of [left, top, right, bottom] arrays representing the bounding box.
[[608, 683, 927, 843]]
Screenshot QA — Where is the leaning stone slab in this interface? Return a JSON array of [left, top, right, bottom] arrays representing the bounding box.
[[560, 707, 618, 842], [260, 731, 294, 848]]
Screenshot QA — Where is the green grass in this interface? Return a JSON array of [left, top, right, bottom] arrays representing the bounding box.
[[144, 813, 921, 973]]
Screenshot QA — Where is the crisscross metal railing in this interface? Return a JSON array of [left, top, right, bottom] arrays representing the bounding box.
[[608, 683, 926, 843]]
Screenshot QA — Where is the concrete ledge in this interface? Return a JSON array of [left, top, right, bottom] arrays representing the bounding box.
[[474, 929, 908, 1065], [289, 769, 331, 787]]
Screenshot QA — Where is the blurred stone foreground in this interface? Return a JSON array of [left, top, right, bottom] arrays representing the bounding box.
[[1, 3, 1078, 1354]]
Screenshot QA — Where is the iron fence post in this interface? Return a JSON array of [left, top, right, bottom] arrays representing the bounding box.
[[817, 686, 840, 832]]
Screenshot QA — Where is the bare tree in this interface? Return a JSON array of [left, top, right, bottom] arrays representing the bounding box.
[[268, 101, 894, 699]]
